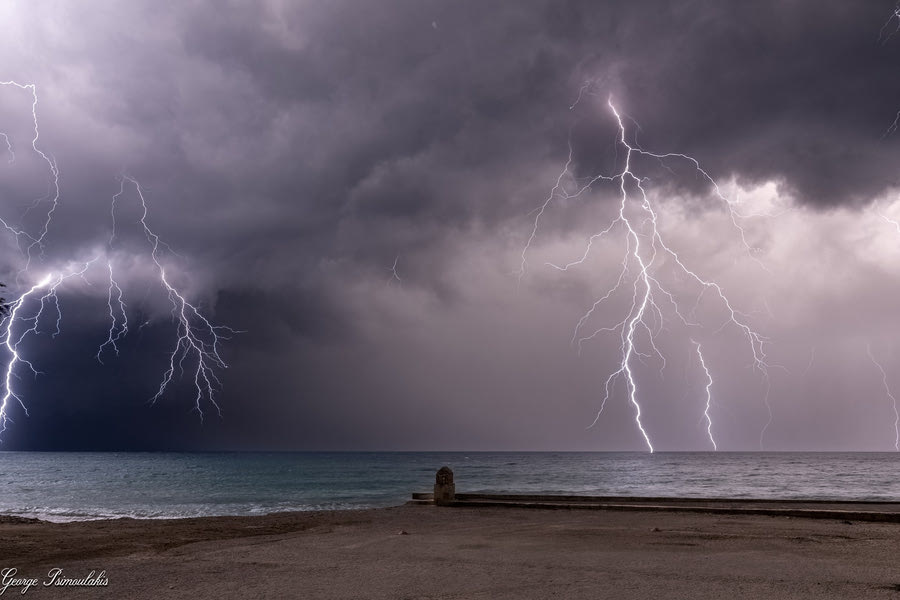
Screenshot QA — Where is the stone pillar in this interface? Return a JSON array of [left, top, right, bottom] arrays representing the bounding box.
[[433, 466, 455, 505]]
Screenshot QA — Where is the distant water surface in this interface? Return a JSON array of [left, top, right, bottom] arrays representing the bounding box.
[[1, 451, 898, 522]]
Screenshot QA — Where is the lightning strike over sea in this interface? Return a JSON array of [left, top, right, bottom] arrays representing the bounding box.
[[866, 344, 900, 452], [521, 88, 771, 452], [8, 9, 900, 588], [693, 340, 717, 451], [2, 0, 900, 457], [0, 81, 236, 436]]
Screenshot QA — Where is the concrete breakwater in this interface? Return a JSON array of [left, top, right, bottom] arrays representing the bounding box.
[[412, 466, 900, 523]]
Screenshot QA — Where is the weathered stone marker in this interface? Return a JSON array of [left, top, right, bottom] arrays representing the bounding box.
[[434, 466, 455, 505]]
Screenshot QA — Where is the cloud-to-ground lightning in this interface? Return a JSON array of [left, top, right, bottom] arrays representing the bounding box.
[[869, 1, 900, 452], [0, 275, 52, 434], [521, 88, 770, 452], [870, 203, 900, 451], [0, 261, 98, 434], [866, 344, 900, 452], [0, 80, 66, 434], [693, 340, 717, 451], [0, 81, 237, 436]]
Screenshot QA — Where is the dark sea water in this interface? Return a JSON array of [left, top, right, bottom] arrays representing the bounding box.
[[1, 451, 899, 522]]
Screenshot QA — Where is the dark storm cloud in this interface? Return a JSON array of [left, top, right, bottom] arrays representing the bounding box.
[[575, 2, 900, 208], [2, 1, 900, 450], [173, 0, 900, 280], [21, 1, 900, 275]]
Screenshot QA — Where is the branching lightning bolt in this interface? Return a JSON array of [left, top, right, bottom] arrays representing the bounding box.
[[0, 276, 51, 434], [96, 261, 127, 362], [100, 176, 236, 420], [879, 4, 900, 136], [0, 81, 59, 265], [866, 344, 900, 452], [879, 3, 900, 45], [0, 261, 97, 435], [0, 81, 238, 436], [0, 80, 68, 436], [875, 200, 900, 234], [522, 90, 770, 452], [387, 255, 402, 286]]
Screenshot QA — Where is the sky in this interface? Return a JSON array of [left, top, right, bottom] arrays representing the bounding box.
[[1, 1, 900, 451]]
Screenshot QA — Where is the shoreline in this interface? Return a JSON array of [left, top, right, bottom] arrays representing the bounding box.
[[0, 506, 387, 568], [8, 494, 900, 525], [7, 494, 900, 526], [3, 499, 900, 598]]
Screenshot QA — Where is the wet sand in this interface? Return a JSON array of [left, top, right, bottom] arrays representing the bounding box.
[[2, 503, 900, 599]]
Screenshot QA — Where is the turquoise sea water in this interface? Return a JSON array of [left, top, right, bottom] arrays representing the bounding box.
[[2, 452, 900, 522]]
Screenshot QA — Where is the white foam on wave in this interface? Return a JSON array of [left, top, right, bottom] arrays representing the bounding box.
[[2, 501, 374, 523]]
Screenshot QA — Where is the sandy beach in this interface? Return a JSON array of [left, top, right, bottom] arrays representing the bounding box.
[[1, 503, 899, 599]]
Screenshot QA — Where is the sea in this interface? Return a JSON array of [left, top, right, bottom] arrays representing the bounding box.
[[2, 451, 900, 522]]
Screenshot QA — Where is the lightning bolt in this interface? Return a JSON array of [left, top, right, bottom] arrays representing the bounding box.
[[522, 89, 770, 452], [875, 200, 900, 234], [387, 255, 402, 286], [0, 81, 59, 264], [0, 276, 51, 434], [866, 344, 900, 452], [693, 340, 717, 451], [870, 200, 900, 451], [0, 133, 13, 164], [879, 3, 900, 45], [802, 346, 817, 377], [0, 80, 71, 436], [95, 261, 127, 362], [879, 5, 900, 136], [0, 81, 237, 436], [883, 111, 900, 138], [101, 176, 235, 420], [0, 261, 97, 435]]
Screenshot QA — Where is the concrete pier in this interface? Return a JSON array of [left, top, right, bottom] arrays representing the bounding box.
[[413, 468, 900, 523]]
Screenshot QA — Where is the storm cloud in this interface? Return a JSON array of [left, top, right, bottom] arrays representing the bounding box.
[[0, 1, 900, 450]]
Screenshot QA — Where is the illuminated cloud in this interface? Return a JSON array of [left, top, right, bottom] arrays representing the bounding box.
[[0, 1, 898, 450]]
